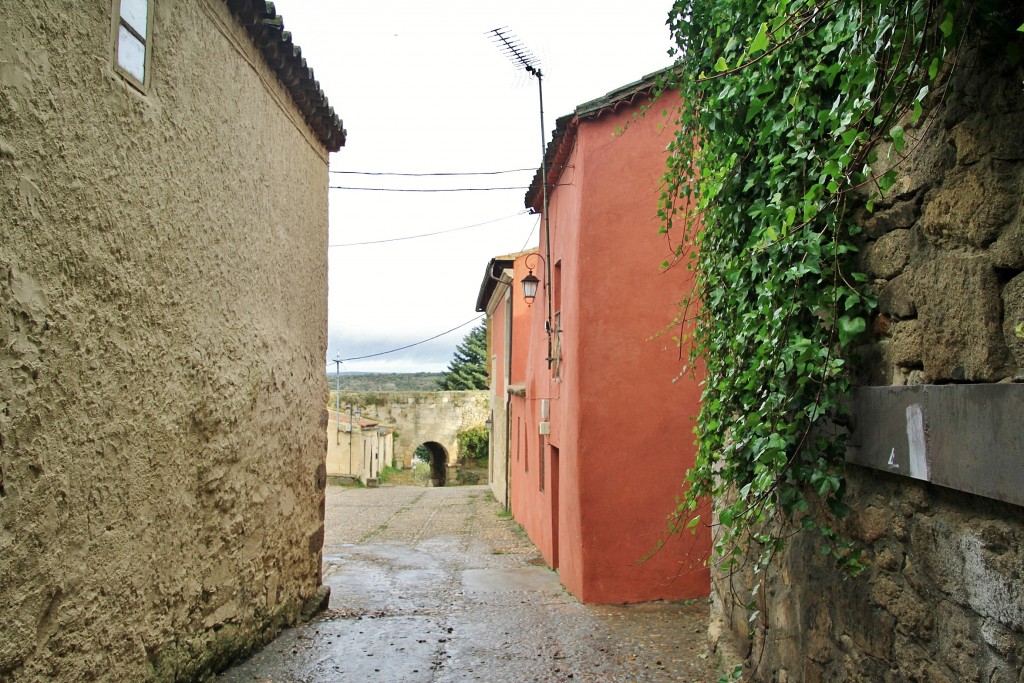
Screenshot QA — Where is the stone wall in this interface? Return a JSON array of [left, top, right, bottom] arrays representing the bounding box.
[[712, 18, 1024, 683], [0, 1, 331, 679], [337, 391, 489, 469]]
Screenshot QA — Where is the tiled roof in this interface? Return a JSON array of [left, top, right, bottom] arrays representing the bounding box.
[[524, 67, 676, 211], [225, 0, 347, 152]]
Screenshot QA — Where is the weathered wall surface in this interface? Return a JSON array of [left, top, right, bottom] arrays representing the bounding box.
[[713, 24, 1024, 683], [0, 1, 330, 679], [336, 391, 489, 469]]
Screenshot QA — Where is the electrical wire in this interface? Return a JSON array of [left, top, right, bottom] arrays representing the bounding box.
[[519, 213, 540, 252], [330, 168, 535, 177], [329, 185, 529, 192], [328, 211, 530, 247], [332, 315, 484, 363]]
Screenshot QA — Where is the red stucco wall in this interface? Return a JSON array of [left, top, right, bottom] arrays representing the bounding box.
[[510, 89, 710, 604]]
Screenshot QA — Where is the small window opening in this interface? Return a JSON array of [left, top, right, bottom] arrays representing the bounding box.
[[114, 0, 152, 88]]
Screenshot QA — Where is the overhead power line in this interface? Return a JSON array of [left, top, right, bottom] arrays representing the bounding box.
[[328, 211, 529, 248], [330, 168, 534, 177], [333, 315, 484, 363], [329, 185, 529, 192]]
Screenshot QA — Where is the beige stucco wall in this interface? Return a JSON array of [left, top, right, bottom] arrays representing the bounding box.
[[0, 1, 331, 679]]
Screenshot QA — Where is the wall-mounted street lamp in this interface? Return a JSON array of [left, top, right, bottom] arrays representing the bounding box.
[[520, 252, 545, 307], [521, 272, 540, 306]]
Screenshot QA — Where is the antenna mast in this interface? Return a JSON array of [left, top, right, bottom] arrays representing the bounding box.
[[488, 27, 554, 368]]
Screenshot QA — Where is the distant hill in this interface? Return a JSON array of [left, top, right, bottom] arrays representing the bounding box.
[[327, 372, 443, 392]]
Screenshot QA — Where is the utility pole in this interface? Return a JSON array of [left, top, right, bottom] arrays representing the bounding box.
[[333, 351, 342, 444]]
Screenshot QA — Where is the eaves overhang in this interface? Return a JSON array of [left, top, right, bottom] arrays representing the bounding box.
[[225, 0, 347, 152], [474, 256, 516, 313]]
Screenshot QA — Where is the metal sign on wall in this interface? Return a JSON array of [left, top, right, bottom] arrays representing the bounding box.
[[847, 384, 1024, 507]]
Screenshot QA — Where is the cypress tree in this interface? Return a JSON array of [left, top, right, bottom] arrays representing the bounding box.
[[437, 323, 488, 390]]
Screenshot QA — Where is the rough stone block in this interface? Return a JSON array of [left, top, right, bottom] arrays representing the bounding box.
[[861, 229, 912, 280], [989, 214, 1024, 270], [877, 272, 918, 320], [952, 120, 984, 166], [862, 199, 920, 239], [915, 256, 1011, 381], [889, 319, 923, 368], [850, 505, 890, 543], [919, 163, 1017, 249]]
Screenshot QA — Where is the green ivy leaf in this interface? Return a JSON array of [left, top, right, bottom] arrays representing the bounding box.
[[939, 12, 954, 38], [838, 315, 866, 345], [911, 99, 923, 124], [714, 56, 729, 72], [749, 22, 769, 55], [890, 125, 905, 153]]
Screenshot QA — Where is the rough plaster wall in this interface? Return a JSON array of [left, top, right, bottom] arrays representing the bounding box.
[[488, 398, 509, 507], [712, 24, 1024, 683], [0, 1, 329, 680], [336, 391, 489, 469]]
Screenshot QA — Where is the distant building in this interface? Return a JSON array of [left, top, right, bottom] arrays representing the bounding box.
[[475, 250, 533, 508], [326, 410, 395, 484], [1, 1, 344, 679], [477, 71, 710, 604]]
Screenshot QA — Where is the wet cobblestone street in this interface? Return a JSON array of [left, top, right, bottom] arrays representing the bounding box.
[[218, 484, 712, 682]]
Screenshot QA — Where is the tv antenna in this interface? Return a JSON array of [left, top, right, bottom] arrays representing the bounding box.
[[488, 27, 554, 367]]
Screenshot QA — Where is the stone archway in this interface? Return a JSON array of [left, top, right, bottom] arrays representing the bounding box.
[[419, 441, 449, 487], [332, 391, 488, 470]]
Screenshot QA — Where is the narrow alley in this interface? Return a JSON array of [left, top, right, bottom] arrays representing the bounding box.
[[218, 485, 712, 682]]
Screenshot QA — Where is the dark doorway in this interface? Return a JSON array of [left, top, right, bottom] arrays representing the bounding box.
[[419, 441, 449, 487]]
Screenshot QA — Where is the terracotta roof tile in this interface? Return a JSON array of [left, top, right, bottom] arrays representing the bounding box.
[[225, 0, 347, 152]]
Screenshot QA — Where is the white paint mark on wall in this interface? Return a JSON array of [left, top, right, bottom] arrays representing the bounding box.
[[887, 447, 899, 469], [905, 403, 929, 481]]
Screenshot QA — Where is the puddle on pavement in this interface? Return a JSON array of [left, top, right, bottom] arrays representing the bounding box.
[[460, 567, 561, 593]]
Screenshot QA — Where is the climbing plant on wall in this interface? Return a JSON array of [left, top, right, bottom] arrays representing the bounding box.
[[660, 0, 997, 581]]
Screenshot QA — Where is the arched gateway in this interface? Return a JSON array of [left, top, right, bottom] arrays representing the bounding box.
[[330, 391, 488, 484]]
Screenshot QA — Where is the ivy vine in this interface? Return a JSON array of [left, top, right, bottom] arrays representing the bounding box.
[[658, 0, 990, 585]]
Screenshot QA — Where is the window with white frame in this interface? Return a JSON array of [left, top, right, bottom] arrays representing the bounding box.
[[113, 0, 153, 88]]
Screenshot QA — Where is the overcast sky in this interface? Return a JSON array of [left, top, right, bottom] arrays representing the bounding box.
[[272, 0, 679, 373]]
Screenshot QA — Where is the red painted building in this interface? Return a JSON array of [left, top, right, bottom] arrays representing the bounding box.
[[477, 72, 710, 604]]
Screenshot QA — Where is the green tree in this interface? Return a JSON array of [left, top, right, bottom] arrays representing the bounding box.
[[437, 323, 488, 390]]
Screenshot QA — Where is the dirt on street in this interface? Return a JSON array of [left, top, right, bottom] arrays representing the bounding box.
[[218, 484, 714, 682]]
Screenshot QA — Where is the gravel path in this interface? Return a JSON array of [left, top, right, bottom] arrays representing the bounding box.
[[218, 484, 713, 682]]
